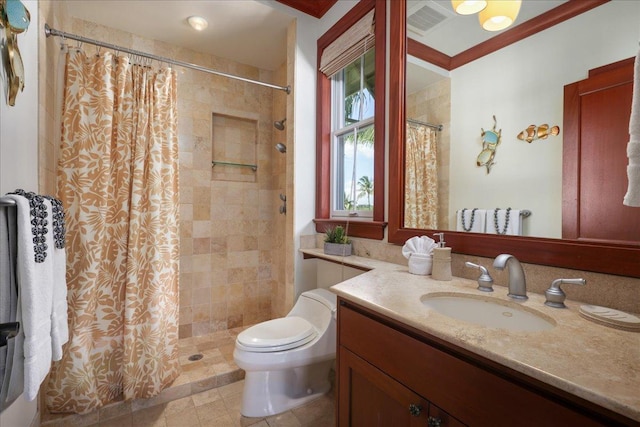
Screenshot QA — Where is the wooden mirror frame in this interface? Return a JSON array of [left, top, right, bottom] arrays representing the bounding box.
[[387, 0, 639, 278]]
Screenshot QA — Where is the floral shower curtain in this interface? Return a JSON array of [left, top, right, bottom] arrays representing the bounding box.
[[405, 123, 439, 229], [46, 48, 181, 413]]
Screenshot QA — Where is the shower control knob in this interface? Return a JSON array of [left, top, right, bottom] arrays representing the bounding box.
[[408, 403, 422, 417]]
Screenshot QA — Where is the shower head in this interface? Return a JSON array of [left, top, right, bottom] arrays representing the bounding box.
[[274, 118, 286, 131], [275, 143, 287, 154]]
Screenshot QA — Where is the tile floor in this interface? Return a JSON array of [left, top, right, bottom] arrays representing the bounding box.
[[41, 328, 335, 427]]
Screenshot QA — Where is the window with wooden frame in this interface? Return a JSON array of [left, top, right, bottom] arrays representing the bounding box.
[[315, 0, 386, 240]]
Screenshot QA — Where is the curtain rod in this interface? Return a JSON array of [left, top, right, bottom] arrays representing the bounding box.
[[407, 118, 443, 131], [44, 24, 291, 95]]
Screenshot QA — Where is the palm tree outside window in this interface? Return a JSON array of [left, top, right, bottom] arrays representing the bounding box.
[[331, 48, 375, 218]]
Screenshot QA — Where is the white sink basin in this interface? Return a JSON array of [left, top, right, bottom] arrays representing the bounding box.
[[421, 293, 556, 332]]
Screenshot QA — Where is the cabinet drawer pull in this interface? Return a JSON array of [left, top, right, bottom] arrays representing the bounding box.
[[408, 403, 422, 417], [428, 416, 442, 426]]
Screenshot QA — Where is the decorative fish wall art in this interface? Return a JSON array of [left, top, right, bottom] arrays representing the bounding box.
[[0, 0, 31, 106], [477, 115, 501, 174], [517, 124, 560, 143]]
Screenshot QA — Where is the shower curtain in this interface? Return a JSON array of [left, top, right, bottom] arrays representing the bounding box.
[[405, 123, 439, 229], [46, 48, 181, 413]]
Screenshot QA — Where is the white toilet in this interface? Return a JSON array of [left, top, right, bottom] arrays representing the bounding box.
[[233, 288, 337, 417]]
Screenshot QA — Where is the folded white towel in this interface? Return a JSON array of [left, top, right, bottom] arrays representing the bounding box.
[[456, 209, 487, 233], [489, 209, 522, 236], [4, 195, 54, 401], [402, 236, 437, 259]]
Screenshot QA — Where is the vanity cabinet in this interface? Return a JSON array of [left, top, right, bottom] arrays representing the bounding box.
[[336, 298, 633, 427]]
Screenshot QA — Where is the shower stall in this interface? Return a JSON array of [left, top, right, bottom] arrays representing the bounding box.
[[38, 2, 294, 414]]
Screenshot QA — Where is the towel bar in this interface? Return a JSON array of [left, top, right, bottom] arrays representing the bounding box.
[[456, 209, 532, 218], [0, 322, 20, 347], [0, 196, 17, 207]]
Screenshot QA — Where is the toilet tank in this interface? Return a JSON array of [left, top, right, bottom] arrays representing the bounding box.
[[287, 289, 337, 331]]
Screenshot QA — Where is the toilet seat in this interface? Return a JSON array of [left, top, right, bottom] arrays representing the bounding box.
[[237, 316, 318, 353]]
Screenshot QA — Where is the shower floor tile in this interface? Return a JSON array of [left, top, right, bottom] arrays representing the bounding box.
[[40, 328, 335, 427]]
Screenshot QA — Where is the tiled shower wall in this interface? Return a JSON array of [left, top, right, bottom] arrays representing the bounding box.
[[406, 78, 451, 230], [38, 3, 289, 338]]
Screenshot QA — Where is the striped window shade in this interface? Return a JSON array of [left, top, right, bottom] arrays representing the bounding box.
[[319, 9, 375, 77]]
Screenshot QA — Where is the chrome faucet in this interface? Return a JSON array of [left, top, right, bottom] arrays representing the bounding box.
[[465, 262, 494, 292], [493, 254, 527, 300], [544, 278, 586, 308]]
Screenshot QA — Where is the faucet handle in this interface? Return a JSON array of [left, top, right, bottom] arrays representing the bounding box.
[[465, 262, 494, 292], [544, 278, 586, 308]]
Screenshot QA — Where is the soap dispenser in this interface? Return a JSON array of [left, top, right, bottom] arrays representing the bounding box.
[[432, 233, 452, 281]]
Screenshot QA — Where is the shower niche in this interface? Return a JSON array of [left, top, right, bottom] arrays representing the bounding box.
[[211, 113, 258, 183]]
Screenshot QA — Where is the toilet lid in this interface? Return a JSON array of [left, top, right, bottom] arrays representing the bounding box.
[[237, 316, 317, 352]]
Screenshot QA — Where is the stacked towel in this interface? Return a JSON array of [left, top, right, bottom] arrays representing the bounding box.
[[624, 48, 640, 207], [456, 209, 487, 233], [3, 192, 68, 402], [489, 209, 522, 236]]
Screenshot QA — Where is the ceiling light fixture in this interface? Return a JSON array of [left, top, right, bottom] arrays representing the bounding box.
[[451, 0, 487, 15], [187, 16, 208, 31], [479, 0, 522, 32]]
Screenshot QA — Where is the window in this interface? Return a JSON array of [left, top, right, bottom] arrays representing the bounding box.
[[331, 49, 375, 218], [315, 0, 385, 239]]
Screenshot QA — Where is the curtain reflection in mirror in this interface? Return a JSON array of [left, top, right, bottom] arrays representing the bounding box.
[[405, 122, 439, 229]]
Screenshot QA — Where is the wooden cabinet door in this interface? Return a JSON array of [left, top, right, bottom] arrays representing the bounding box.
[[338, 346, 428, 426], [563, 57, 639, 243], [429, 403, 467, 427]]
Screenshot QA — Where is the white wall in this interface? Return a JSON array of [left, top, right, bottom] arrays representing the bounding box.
[[450, 1, 640, 238], [286, 1, 359, 298], [0, 0, 40, 424]]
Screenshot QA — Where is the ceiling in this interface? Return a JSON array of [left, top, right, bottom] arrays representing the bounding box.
[[406, 0, 567, 95], [66, 1, 298, 71], [65, 1, 567, 72], [408, 0, 567, 57]]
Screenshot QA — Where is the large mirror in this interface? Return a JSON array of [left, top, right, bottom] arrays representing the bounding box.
[[388, 0, 640, 277]]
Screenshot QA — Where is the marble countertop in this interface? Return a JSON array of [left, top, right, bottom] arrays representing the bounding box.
[[301, 249, 640, 422]]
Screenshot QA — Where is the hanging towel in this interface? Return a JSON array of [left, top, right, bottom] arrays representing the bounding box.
[[0, 205, 21, 410], [3, 194, 54, 401], [490, 209, 522, 236], [624, 48, 640, 206], [46, 197, 68, 362], [456, 209, 487, 233]]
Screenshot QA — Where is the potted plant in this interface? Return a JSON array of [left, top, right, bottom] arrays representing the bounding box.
[[324, 225, 352, 256]]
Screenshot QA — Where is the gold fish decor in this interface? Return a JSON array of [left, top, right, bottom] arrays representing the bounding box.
[[0, 0, 31, 106], [517, 124, 560, 143], [477, 115, 501, 174]]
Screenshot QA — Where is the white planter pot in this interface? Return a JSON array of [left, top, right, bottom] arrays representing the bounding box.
[[324, 242, 352, 256]]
